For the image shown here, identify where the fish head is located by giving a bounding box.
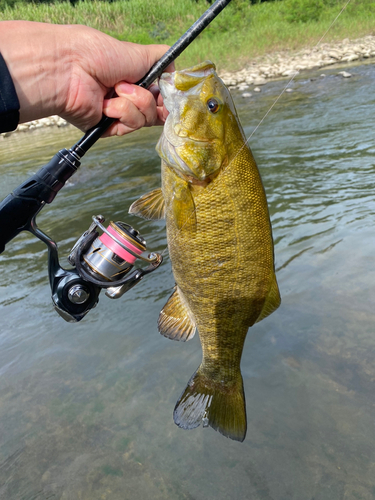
[156,61,245,182]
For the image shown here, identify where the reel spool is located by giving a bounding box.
[69,215,162,302]
[81,221,146,281]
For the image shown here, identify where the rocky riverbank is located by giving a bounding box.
[0,114,70,138]
[2,34,375,137]
[220,34,375,88]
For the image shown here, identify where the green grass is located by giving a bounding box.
[0,0,374,72]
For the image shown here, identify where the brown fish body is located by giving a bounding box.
[129,62,280,441]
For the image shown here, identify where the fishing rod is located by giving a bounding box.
[0,0,232,323]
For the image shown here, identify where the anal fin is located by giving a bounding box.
[128,188,165,220]
[158,287,196,341]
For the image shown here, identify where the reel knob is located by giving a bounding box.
[68,284,90,304]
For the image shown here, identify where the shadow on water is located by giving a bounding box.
[0,63,375,499]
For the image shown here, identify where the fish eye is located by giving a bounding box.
[207,98,220,114]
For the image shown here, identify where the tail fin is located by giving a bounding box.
[173,366,247,442]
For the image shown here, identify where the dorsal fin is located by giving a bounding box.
[255,273,281,323]
[158,287,196,341]
[128,188,165,220]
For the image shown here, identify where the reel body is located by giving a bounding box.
[31,214,162,322]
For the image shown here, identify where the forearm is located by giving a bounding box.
[0,21,70,123]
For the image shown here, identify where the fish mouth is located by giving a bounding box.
[157,133,213,182]
[156,133,194,177]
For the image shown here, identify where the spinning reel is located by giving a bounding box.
[30,212,162,322]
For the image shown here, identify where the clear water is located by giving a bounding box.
[0,62,375,500]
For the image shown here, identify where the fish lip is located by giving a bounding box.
[158,74,178,113]
[174,134,210,144]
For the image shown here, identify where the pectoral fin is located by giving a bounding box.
[158,287,196,341]
[128,188,165,220]
[255,273,281,323]
[172,179,196,232]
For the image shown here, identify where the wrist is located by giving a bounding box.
[0,21,70,123]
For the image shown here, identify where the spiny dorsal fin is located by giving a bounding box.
[256,273,281,323]
[128,188,165,220]
[158,287,196,341]
[174,366,247,442]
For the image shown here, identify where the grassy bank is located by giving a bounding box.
[0,0,374,71]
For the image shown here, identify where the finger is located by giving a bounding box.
[148,83,160,103]
[113,82,165,127]
[101,121,143,138]
[102,96,147,133]
[103,85,166,136]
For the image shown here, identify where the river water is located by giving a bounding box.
[0,62,374,500]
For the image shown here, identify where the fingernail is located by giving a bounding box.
[116,82,135,94]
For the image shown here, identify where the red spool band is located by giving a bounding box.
[99,225,142,264]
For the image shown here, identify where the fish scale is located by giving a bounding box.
[129,61,280,441]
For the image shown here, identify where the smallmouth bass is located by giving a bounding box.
[129,61,280,442]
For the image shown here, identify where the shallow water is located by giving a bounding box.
[0,62,374,500]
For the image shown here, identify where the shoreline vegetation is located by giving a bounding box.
[1,0,374,135]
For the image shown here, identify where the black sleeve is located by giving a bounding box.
[0,52,20,133]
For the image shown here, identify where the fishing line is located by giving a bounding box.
[158,0,352,258]
[231,0,353,156]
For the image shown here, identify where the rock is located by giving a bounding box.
[282,69,299,77]
[285,88,293,93]
[253,87,261,92]
[253,78,267,86]
[328,50,341,59]
[320,58,336,66]
[341,54,359,62]
[241,93,252,98]
[338,71,352,78]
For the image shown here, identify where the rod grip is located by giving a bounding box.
[0,149,80,253]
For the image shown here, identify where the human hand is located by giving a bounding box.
[0,21,172,136]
